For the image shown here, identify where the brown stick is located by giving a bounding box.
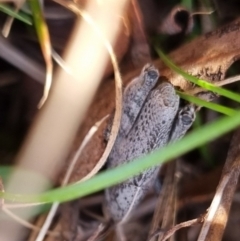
[198,128,240,241]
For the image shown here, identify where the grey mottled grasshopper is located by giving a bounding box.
[105,64,195,223]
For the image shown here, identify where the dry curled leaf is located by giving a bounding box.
[159,5,193,35]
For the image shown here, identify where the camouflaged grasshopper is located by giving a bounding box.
[105,64,195,223]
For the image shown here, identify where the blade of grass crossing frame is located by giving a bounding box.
[27,0,53,107]
[156,47,240,103]
[1,111,240,203]
[177,91,237,116]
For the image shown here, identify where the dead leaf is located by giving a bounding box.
[159,18,240,90]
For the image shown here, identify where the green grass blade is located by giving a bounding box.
[1,111,240,203]
[156,48,240,103]
[27,0,53,107]
[0,3,32,25]
[177,91,237,116]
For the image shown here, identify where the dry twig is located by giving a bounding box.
[198,128,240,241]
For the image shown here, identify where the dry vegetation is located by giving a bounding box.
[1,0,240,241]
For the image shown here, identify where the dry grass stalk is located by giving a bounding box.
[149,162,177,241]
[0,0,127,240]
[198,128,240,241]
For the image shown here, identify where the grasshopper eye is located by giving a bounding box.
[147,69,159,80]
[182,114,193,125]
[179,105,195,126]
